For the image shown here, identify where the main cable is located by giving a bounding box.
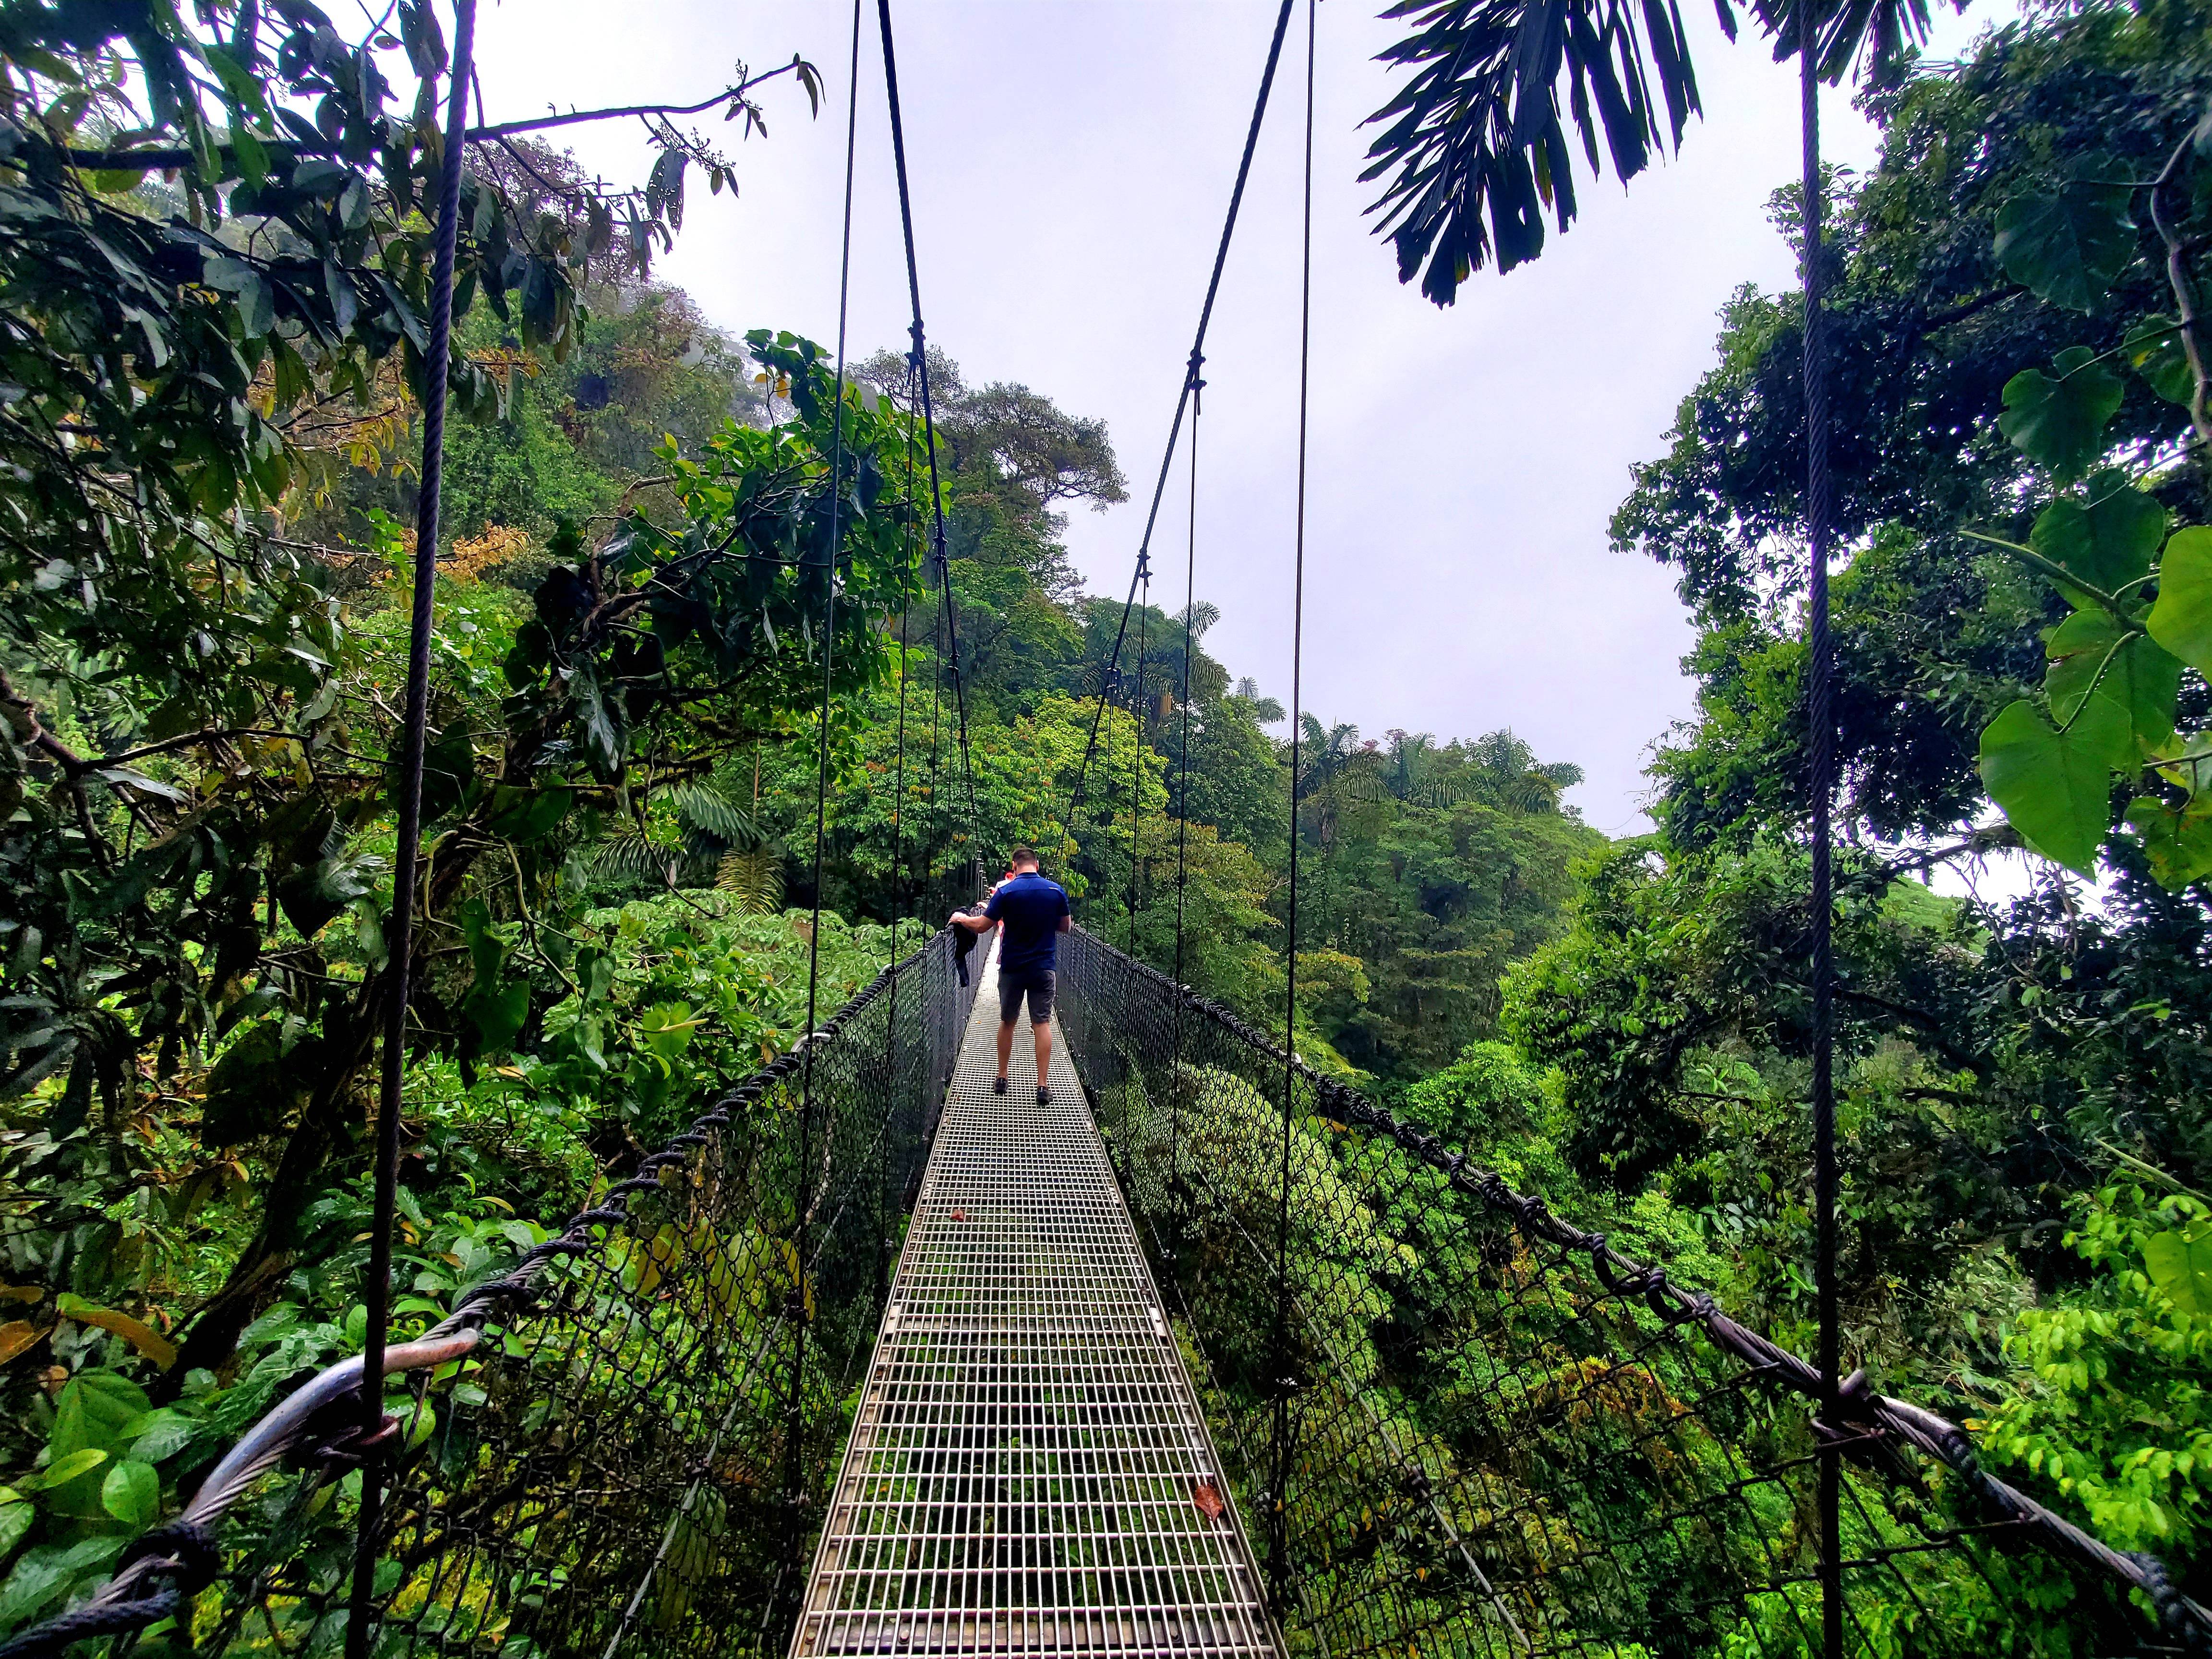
[1128,569,1149,953]
[1268,0,1316,1615]
[1058,0,1296,854]
[1168,361,1202,1243]
[879,0,979,868]
[784,0,864,1607]
[1800,10,1842,1657]
[349,6,476,1655]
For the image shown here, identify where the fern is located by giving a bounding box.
[717,847,785,915]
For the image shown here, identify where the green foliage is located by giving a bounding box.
[1997,349,2128,481]
[1977,697,2126,876]
[1977,1186,2212,1559]
[1996,174,2139,313]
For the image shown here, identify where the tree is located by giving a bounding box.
[0,1,835,1388]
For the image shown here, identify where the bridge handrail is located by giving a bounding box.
[0,925,971,1659]
[1062,925,2211,1650]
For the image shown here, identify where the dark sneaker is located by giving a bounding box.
[992,1076,1008,1096]
[1036,1085,1052,1106]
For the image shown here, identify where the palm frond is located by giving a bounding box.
[717,847,785,916]
[667,779,758,848]
[1502,769,1565,813]
[1363,0,1708,303]
[589,830,682,887]
[1365,0,1933,306]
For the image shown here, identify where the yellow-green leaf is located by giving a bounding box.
[2125,798,2212,888]
[2142,1221,2212,1315]
[2148,528,2212,674]
[99,1458,159,1529]
[2045,611,2179,756]
[54,1295,176,1370]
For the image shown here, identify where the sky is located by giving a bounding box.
[473,0,2007,833]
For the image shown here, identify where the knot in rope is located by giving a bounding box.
[121,1516,222,1595]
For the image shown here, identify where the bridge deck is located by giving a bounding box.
[793,933,1276,1657]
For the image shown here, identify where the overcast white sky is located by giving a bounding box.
[474,0,2004,832]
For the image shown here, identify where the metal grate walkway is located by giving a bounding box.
[793,932,1278,1657]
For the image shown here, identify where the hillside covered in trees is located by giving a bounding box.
[2,0,2210,1645]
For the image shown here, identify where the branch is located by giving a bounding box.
[1911,285,2022,336]
[51,60,813,172]
[458,60,810,141]
[2149,132,2212,454]
[1960,529,2144,635]
[85,728,304,773]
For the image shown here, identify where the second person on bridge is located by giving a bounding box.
[950,847,1071,1105]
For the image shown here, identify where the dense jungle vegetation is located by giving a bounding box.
[1,0,2209,1644]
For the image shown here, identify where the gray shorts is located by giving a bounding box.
[998,967,1056,1025]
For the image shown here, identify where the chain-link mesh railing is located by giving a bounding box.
[1058,926,2211,1659]
[4,928,978,1659]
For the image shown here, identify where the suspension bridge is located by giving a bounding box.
[11,920,2204,1659]
[7,0,2209,1653]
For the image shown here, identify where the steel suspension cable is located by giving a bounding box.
[784,0,864,1607]
[1168,362,1203,1239]
[1058,0,1295,855]
[888,362,921,943]
[878,0,979,869]
[349,7,474,1653]
[1268,0,1316,1616]
[1128,571,1149,952]
[1799,10,1842,1656]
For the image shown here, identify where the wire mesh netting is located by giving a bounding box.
[25,928,979,1659]
[1056,926,2211,1659]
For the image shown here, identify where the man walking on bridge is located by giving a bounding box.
[950,848,1070,1104]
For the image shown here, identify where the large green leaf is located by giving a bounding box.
[200,1022,312,1146]
[1999,349,2125,479]
[0,1537,128,1629]
[2044,610,2179,755]
[1979,697,2124,875]
[462,981,530,1058]
[2142,1220,2212,1314]
[2146,527,2212,673]
[47,1373,151,1519]
[2029,480,2166,607]
[485,784,572,844]
[99,1458,158,1529]
[2124,315,2196,406]
[275,842,381,940]
[2125,797,2212,888]
[1994,178,2136,312]
[416,719,478,824]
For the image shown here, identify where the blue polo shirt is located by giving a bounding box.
[986,871,1070,975]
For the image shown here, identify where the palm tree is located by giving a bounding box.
[1293,715,1382,845]
[1362,0,1935,1646]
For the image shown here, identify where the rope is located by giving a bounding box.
[1058,0,1296,854]
[350,6,475,1652]
[1800,17,1843,1659]
[784,0,864,1598]
[1268,0,1317,1615]
[878,0,979,865]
